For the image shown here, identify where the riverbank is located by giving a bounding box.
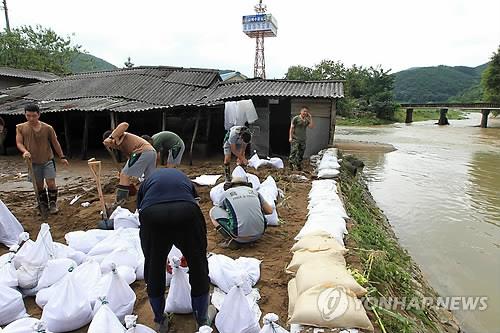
[339,155,462,333]
[336,109,467,126]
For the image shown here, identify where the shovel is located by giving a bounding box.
[25,157,48,219]
[88,158,113,229]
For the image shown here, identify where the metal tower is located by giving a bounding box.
[242,0,277,79]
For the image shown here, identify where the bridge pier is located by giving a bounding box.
[480,109,491,128]
[438,108,449,125]
[405,108,413,123]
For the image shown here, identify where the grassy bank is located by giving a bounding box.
[339,156,460,333]
[336,109,467,126]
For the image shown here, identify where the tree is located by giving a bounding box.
[481,45,500,103]
[124,57,134,68]
[0,25,81,75]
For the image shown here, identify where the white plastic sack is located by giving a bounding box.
[12,237,33,269]
[0,200,24,248]
[232,166,247,180]
[215,284,261,333]
[116,265,137,285]
[265,209,279,226]
[64,229,113,254]
[165,257,192,314]
[224,101,238,130]
[124,315,156,333]
[41,273,93,333]
[208,254,261,295]
[259,313,289,333]
[195,326,213,333]
[211,287,261,323]
[248,154,284,170]
[36,258,77,289]
[53,242,86,264]
[92,265,136,322]
[101,246,140,273]
[192,175,222,186]
[88,300,126,333]
[295,215,347,246]
[210,183,225,206]
[317,168,340,179]
[0,285,27,325]
[109,206,140,229]
[246,173,260,190]
[2,317,52,333]
[238,100,258,124]
[0,253,18,287]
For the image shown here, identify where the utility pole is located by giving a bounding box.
[2,0,10,32]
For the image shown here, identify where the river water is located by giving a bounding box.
[335,113,500,333]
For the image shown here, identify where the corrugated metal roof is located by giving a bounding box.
[205,79,344,103]
[0,67,60,82]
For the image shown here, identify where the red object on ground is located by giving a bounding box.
[166,256,188,274]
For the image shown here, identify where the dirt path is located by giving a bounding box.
[0,156,311,332]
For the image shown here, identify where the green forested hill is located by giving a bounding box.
[393,63,488,103]
[69,53,117,73]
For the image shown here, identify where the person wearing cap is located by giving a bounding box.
[222,125,252,183]
[102,122,157,206]
[209,173,273,248]
[137,168,215,331]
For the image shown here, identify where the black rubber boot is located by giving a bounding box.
[223,163,231,183]
[48,188,58,214]
[38,189,49,217]
[149,296,168,333]
[192,293,216,327]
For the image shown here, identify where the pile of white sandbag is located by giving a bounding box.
[287,176,374,332]
[316,148,340,179]
[0,200,24,248]
[248,153,284,170]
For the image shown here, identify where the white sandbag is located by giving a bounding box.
[124,315,156,333]
[87,228,140,262]
[92,264,136,322]
[215,284,261,333]
[52,242,86,264]
[246,173,260,190]
[211,287,261,323]
[318,159,340,170]
[232,166,247,180]
[64,229,113,254]
[0,285,27,325]
[208,254,260,295]
[289,285,374,331]
[291,234,346,253]
[195,326,213,333]
[248,154,263,169]
[41,272,93,332]
[285,249,346,275]
[210,183,225,206]
[36,258,77,289]
[164,257,192,314]
[295,216,347,246]
[136,256,145,280]
[260,176,278,198]
[264,208,279,226]
[0,200,24,248]
[192,175,222,186]
[101,247,140,273]
[117,265,137,285]
[295,258,367,297]
[259,313,289,333]
[0,253,18,287]
[317,168,340,179]
[109,206,140,229]
[248,154,284,170]
[88,299,126,333]
[2,317,52,333]
[287,279,297,319]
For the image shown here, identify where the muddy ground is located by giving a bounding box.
[0,155,314,332]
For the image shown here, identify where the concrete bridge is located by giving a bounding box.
[400,103,500,128]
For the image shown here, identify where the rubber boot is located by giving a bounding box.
[48,188,58,214]
[192,293,216,327]
[149,296,168,333]
[38,189,49,217]
[108,185,129,215]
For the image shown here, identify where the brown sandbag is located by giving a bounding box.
[291,234,347,253]
[295,258,367,297]
[289,284,374,331]
[288,278,297,319]
[286,249,346,275]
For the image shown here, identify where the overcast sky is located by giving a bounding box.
[3,0,500,78]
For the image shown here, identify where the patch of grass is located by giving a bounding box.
[340,163,439,332]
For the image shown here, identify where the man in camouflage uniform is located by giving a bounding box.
[289,106,314,170]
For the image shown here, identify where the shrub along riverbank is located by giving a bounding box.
[339,155,461,333]
[336,109,467,126]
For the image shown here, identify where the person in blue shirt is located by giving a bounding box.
[137,168,214,331]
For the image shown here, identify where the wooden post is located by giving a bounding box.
[189,110,201,166]
[405,108,413,123]
[438,108,449,125]
[161,111,167,131]
[80,112,89,160]
[110,111,116,129]
[63,113,71,158]
[480,109,490,128]
[329,99,337,146]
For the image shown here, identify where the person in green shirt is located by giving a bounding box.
[142,131,185,167]
[289,106,314,171]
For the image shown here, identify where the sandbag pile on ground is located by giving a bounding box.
[0,285,27,325]
[208,254,261,295]
[2,317,52,333]
[0,200,24,248]
[248,153,284,170]
[108,206,140,229]
[316,148,340,179]
[287,177,374,332]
